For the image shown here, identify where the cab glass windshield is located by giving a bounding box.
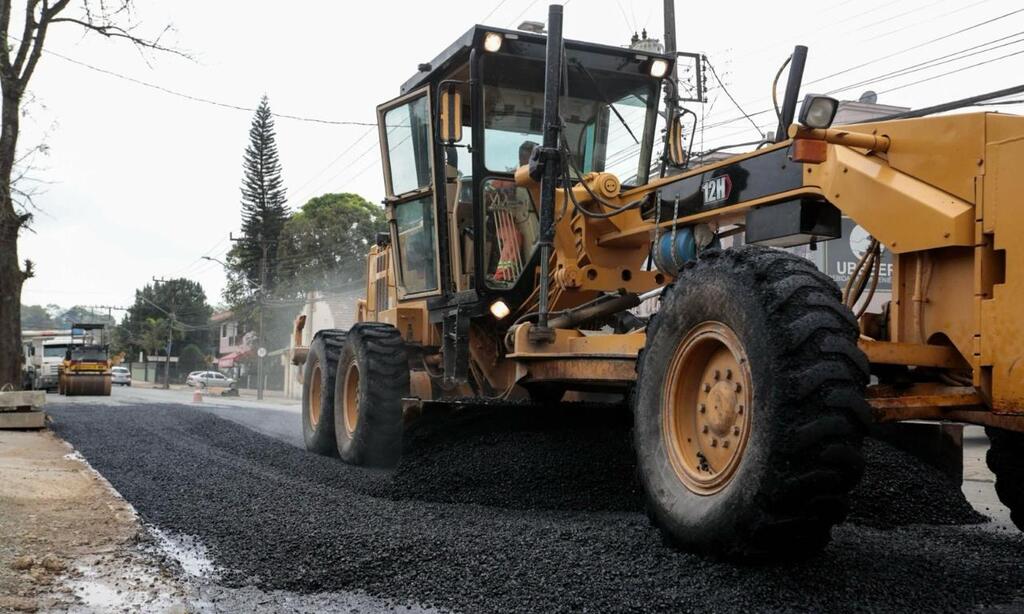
[482,51,661,186]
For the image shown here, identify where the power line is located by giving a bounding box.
[31,44,377,127]
[704,58,763,137]
[877,48,1024,95]
[288,125,377,205]
[825,33,1024,97]
[697,5,1023,129]
[806,6,1024,87]
[508,0,542,28]
[480,0,512,23]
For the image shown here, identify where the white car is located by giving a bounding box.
[191,371,236,389]
[185,371,205,387]
[111,366,131,386]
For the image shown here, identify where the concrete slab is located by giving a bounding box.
[0,390,46,410]
[0,410,46,429]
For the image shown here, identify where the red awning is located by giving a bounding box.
[217,351,243,368]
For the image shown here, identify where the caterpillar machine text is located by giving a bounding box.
[293,6,1024,558]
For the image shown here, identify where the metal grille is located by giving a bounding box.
[375,251,389,313]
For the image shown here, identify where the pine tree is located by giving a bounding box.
[231,95,289,295]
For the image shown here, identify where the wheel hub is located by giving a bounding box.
[343,362,360,435]
[309,364,322,427]
[662,321,753,495]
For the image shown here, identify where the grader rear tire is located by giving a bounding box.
[634,246,869,560]
[335,323,409,469]
[986,427,1024,531]
[302,331,346,456]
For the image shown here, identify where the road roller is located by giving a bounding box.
[58,323,112,396]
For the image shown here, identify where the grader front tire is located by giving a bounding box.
[334,323,409,469]
[634,246,869,560]
[302,331,346,456]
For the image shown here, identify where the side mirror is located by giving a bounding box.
[666,115,687,166]
[438,85,463,144]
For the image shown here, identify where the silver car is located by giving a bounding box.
[111,366,132,386]
[193,371,235,389]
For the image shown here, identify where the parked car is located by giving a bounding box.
[110,366,132,387]
[185,371,205,387]
[191,371,236,389]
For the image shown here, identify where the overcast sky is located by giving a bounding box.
[16,0,1024,314]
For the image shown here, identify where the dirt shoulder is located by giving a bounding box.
[0,429,188,612]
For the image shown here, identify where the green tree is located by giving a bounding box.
[20,304,55,329]
[227,95,289,301]
[55,306,115,329]
[177,343,206,375]
[275,192,386,295]
[118,279,213,361]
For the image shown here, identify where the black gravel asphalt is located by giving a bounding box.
[49,402,1024,613]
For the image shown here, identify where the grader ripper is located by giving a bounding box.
[294,7,1024,558]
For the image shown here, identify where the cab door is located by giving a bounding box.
[377,88,442,301]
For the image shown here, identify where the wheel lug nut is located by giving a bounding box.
[737,404,744,414]
[702,425,709,434]
[713,370,721,380]
[711,438,718,447]
[734,426,740,436]
[722,440,730,449]
[698,403,706,413]
[734,382,742,392]
[703,383,712,392]
[726,368,733,380]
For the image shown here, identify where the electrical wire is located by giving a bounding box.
[698,8,1024,130]
[704,58,763,137]
[34,44,377,126]
[771,54,793,124]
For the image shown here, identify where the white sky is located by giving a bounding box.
[17,0,1024,312]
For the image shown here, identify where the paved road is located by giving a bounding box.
[45,388,1024,612]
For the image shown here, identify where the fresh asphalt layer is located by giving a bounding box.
[47,388,1024,613]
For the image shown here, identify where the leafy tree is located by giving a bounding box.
[275,193,386,295]
[20,304,55,329]
[226,95,289,300]
[118,279,213,360]
[177,343,206,375]
[55,306,115,329]
[0,1,180,388]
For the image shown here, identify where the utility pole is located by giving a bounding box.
[152,278,175,390]
[229,232,270,400]
[256,238,269,401]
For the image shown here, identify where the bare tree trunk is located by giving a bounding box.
[0,85,28,389]
[0,0,181,388]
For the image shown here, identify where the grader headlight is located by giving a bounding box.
[649,58,669,78]
[798,95,839,129]
[489,300,511,320]
[483,32,504,53]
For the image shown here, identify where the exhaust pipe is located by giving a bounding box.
[775,45,807,142]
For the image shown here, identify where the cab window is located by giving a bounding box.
[393,195,439,294]
[383,95,432,196]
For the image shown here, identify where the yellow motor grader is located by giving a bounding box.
[58,323,112,396]
[293,6,1024,558]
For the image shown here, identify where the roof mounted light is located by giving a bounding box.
[798,95,840,129]
[483,32,504,53]
[649,58,669,78]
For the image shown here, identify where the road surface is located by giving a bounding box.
[38,386,1024,612]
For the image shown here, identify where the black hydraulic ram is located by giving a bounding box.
[775,45,807,143]
[528,3,564,344]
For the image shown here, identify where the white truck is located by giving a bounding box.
[22,330,74,392]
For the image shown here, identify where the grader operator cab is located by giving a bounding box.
[294,6,1024,559]
[58,323,112,396]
